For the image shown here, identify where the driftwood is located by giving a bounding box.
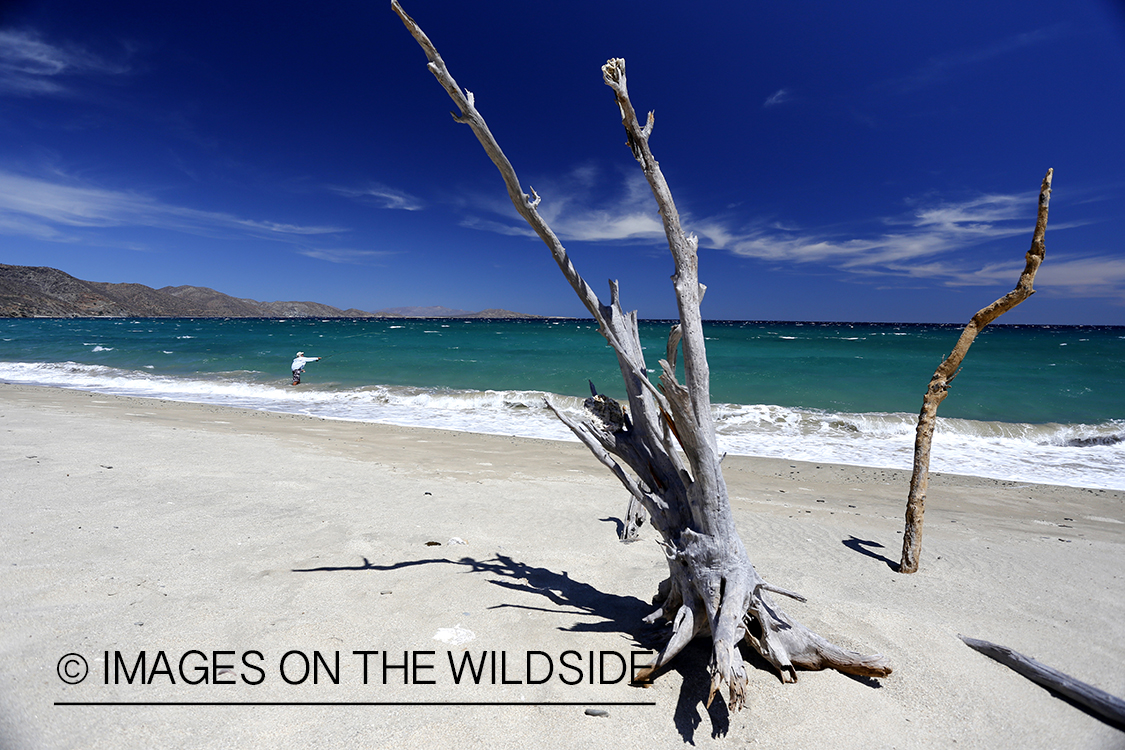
[960,636,1125,729]
[899,169,1053,574]
[392,2,890,708]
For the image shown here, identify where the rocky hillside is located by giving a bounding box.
[0,264,538,319]
[0,264,376,318]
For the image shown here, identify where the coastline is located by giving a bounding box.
[5,316,1124,491]
[2,382,1123,748]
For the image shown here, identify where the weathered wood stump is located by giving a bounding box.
[393,1,891,707]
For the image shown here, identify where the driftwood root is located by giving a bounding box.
[393,1,892,708]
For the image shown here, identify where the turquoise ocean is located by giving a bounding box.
[2,317,1122,489]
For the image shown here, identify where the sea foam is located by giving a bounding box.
[2,360,1122,490]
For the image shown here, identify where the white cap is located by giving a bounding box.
[297,352,304,356]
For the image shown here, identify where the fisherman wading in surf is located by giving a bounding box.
[291,351,321,385]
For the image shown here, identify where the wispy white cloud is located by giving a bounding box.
[550,210,664,242]
[933,254,1125,299]
[692,188,1120,298]
[0,169,345,242]
[534,171,664,241]
[0,29,129,96]
[763,88,794,108]
[331,182,424,211]
[296,248,396,264]
[458,168,1035,268]
[882,27,1059,93]
[458,214,536,238]
[458,167,665,244]
[696,191,1035,267]
[441,162,1121,299]
[1035,256,1125,298]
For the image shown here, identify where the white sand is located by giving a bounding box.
[2,383,1123,749]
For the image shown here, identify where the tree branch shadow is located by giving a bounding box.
[293,551,881,744]
[599,516,625,538]
[842,536,900,572]
[667,640,731,743]
[292,552,651,635]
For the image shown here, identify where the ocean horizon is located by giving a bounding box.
[2,316,1122,490]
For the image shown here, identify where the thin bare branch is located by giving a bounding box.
[900,169,1053,573]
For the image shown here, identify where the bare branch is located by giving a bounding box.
[900,169,1053,574]
[961,635,1125,728]
[392,0,606,327]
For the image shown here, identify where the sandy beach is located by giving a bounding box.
[2,382,1123,749]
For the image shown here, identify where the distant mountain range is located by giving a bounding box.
[0,264,538,319]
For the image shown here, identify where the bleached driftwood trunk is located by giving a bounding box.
[960,636,1125,728]
[900,170,1052,574]
[393,1,890,707]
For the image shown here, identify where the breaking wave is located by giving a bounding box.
[2,360,1122,490]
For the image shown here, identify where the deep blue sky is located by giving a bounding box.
[1,1,1124,323]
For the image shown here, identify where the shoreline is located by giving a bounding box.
[5,315,1123,492]
[2,381,1123,748]
[5,379,1123,492]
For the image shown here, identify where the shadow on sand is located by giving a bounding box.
[294,551,767,742]
[842,535,901,572]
